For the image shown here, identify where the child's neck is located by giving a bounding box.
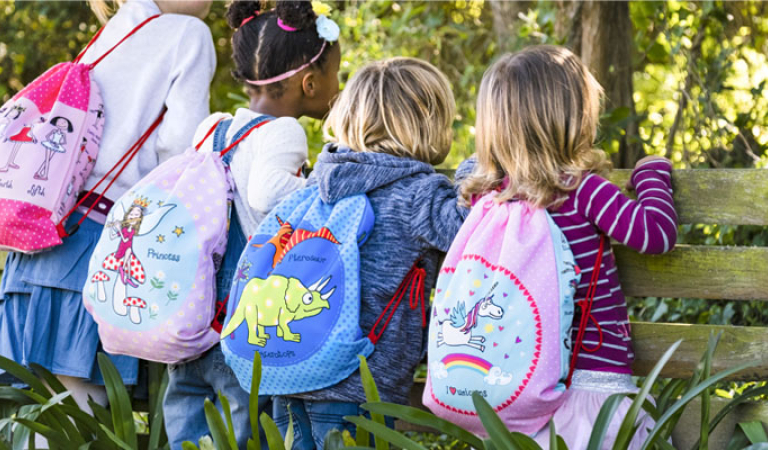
[249,96,301,119]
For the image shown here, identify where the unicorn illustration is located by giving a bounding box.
[437,283,504,352]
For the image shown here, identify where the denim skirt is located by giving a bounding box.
[0,213,138,384]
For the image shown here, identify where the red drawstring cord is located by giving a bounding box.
[56,14,164,238]
[368,260,427,345]
[219,121,271,157]
[57,110,165,238]
[211,295,229,334]
[566,236,606,387]
[74,15,161,69]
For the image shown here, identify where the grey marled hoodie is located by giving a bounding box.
[294,144,469,405]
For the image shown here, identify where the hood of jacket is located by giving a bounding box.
[310,144,436,203]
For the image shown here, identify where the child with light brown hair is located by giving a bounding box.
[462,45,677,449]
[271,57,469,450]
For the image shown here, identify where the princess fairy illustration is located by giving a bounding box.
[101,197,175,323]
[36,116,73,180]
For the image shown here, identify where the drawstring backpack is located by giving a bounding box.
[220,184,428,395]
[83,117,272,364]
[424,192,605,436]
[0,15,162,253]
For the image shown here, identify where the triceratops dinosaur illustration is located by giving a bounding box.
[221,275,335,347]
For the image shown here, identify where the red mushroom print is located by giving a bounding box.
[123,297,147,324]
[91,271,110,302]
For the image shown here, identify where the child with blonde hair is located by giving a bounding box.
[461,45,677,449]
[0,0,215,412]
[271,57,468,450]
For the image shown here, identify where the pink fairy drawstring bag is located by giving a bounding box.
[0,16,160,253]
[424,192,603,436]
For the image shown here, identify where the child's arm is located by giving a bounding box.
[247,118,308,216]
[408,174,470,252]
[155,21,216,163]
[574,157,677,254]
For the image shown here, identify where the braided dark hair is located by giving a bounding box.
[227,0,334,98]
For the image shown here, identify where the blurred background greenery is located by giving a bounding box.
[1,0,767,329]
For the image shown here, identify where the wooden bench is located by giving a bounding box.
[1,169,767,447]
[404,168,768,447]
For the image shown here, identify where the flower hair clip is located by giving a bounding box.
[315,15,339,42]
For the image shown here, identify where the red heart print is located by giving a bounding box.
[450,387,457,395]
[493,342,498,347]
[469,291,475,296]
[437,289,442,293]
[515,336,522,344]
[499,326,504,331]
[467,269,471,273]
[444,308,450,314]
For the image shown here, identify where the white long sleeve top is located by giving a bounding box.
[80,0,215,199]
[193,109,309,237]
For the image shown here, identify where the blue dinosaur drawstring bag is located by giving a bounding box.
[220,186,376,395]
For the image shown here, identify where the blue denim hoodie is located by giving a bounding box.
[296,144,469,404]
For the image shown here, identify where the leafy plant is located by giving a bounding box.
[0,354,168,449]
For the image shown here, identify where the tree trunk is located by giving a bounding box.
[488,0,533,51]
[557,1,643,168]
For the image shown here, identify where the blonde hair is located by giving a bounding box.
[88,0,125,24]
[323,57,455,165]
[461,45,611,209]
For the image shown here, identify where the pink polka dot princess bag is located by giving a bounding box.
[83,117,271,364]
[0,16,160,253]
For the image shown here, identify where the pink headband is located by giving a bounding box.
[240,11,260,28]
[245,40,327,86]
[277,18,298,32]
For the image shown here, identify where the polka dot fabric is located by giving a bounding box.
[423,193,581,437]
[83,147,231,364]
[0,62,103,254]
[220,185,376,395]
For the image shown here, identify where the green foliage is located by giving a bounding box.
[0,353,168,449]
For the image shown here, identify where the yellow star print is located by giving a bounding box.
[156,234,165,243]
[173,226,184,237]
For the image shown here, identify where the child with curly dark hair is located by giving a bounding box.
[162,1,340,448]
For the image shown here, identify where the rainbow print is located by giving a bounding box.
[442,353,492,375]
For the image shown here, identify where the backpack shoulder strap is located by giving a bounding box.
[211,118,234,154]
[220,115,275,165]
[74,15,161,68]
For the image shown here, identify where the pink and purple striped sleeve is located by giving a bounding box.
[575,160,677,254]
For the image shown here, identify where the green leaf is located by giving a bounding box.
[97,353,137,450]
[181,442,199,450]
[148,365,169,450]
[549,419,557,450]
[587,393,626,450]
[615,340,682,450]
[343,416,426,450]
[97,424,135,450]
[639,358,760,450]
[361,402,483,449]
[742,444,768,450]
[203,398,233,450]
[0,356,51,400]
[323,429,345,450]
[508,432,543,449]
[28,363,78,408]
[357,356,387,450]
[259,412,285,450]
[693,385,768,448]
[471,393,515,449]
[12,419,68,449]
[740,422,768,445]
[250,353,262,450]
[88,400,113,433]
[218,393,239,450]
